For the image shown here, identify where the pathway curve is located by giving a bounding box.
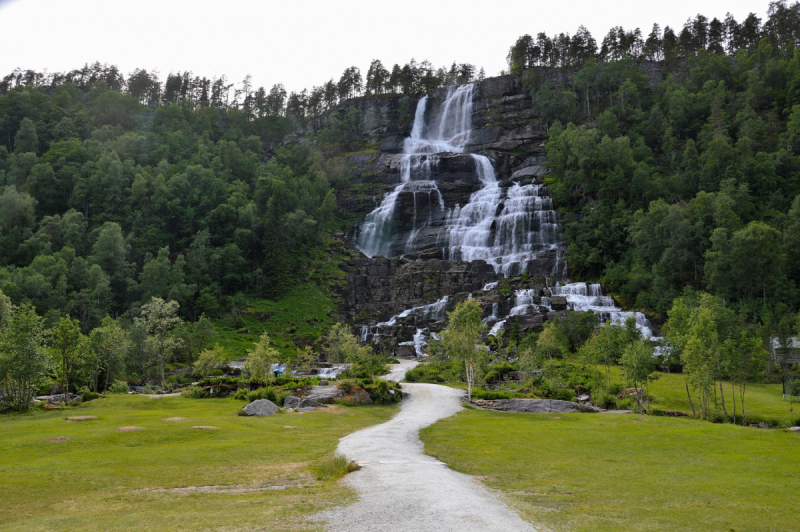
[315,359,537,531]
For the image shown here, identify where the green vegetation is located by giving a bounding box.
[421,410,800,532]
[313,453,360,481]
[0,394,397,531]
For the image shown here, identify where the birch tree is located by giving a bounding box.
[135,298,183,388]
[441,299,485,401]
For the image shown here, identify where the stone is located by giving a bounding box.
[788,426,800,432]
[117,426,144,432]
[192,425,219,430]
[319,380,328,386]
[282,396,302,409]
[161,417,186,422]
[757,422,770,429]
[549,296,568,311]
[299,398,325,408]
[477,399,600,414]
[297,407,317,413]
[305,386,340,404]
[242,399,279,417]
[577,394,591,403]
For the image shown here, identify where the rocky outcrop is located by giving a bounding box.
[337,256,497,323]
[474,398,600,413]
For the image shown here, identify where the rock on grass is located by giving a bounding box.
[242,399,279,416]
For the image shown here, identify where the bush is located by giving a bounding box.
[109,380,129,394]
[313,453,360,480]
[233,388,249,401]
[182,386,207,399]
[617,397,634,410]
[484,362,517,384]
[650,408,666,416]
[247,387,277,403]
[78,386,100,402]
[595,393,618,409]
[276,390,293,407]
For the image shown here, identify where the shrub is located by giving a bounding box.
[276,390,293,406]
[182,386,207,399]
[78,386,100,402]
[109,380,129,394]
[617,397,634,410]
[247,387,277,403]
[595,393,618,409]
[484,362,517,384]
[313,453,360,480]
[233,388,249,401]
[650,408,665,416]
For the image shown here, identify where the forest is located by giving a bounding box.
[1,0,800,410]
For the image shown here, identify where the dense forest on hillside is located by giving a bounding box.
[508,1,800,325]
[1,0,800,405]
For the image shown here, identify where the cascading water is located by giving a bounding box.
[549,282,657,339]
[356,83,563,277]
[354,82,656,350]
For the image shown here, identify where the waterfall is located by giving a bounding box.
[549,282,656,339]
[356,83,563,278]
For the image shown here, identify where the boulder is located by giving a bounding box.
[549,296,568,311]
[305,386,340,404]
[299,398,325,408]
[297,407,318,413]
[242,399,279,416]
[477,399,600,413]
[788,426,800,432]
[283,396,302,409]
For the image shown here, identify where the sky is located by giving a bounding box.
[0,0,772,94]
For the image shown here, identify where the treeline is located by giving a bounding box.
[1,58,483,124]
[530,2,800,325]
[0,65,355,334]
[507,0,800,71]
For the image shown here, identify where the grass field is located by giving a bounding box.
[0,394,396,531]
[608,366,800,425]
[421,409,800,532]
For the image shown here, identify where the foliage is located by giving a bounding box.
[243,331,280,382]
[192,343,227,375]
[441,299,486,401]
[134,297,183,387]
[0,303,50,410]
[313,452,360,481]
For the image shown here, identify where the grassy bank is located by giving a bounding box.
[421,410,800,532]
[0,395,396,531]
[608,366,800,425]
[213,283,336,361]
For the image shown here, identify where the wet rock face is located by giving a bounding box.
[337,256,497,323]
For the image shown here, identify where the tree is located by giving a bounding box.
[579,320,630,386]
[0,289,11,329]
[441,299,485,401]
[536,321,567,361]
[244,331,280,382]
[724,329,767,424]
[193,343,227,375]
[0,304,50,410]
[52,316,88,403]
[14,117,38,154]
[325,323,371,374]
[88,316,130,392]
[135,298,183,388]
[175,314,216,363]
[620,339,657,412]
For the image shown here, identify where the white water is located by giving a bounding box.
[549,282,655,339]
[356,84,563,277]
[361,296,451,354]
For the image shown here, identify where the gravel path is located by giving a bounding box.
[315,360,537,531]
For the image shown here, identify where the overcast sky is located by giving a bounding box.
[0,0,770,94]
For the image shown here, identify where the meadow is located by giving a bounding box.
[0,394,396,531]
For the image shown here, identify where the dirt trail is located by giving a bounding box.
[316,359,537,531]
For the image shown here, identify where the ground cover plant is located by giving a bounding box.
[421,409,800,532]
[0,394,396,531]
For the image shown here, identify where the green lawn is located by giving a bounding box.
[0,395,396,531]
[607,366,800,425]
[421,410,800,532]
